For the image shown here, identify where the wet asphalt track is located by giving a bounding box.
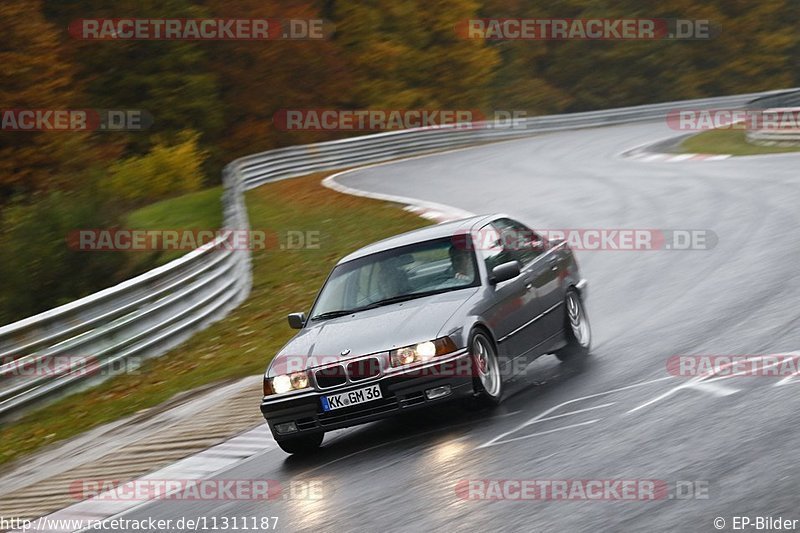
[99,121,800,532]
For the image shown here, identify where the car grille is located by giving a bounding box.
[346,357,381,381]
[315,365,346,388]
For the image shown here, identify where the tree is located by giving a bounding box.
[0,0,96,200]
[43,0,225,158]
[332,0,499,110]
[204,0,355,156]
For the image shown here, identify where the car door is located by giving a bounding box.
[504,219,564,351]
[492,218,556,359]
[476,220,542,365]
[535,247,566,345]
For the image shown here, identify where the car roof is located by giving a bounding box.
[337,213,506,264]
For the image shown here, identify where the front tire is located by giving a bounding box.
[555,289,591,362]
[470,330,503,405]
[276,432,324,454]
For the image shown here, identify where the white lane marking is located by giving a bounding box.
[627,362,758,414]
[700,355,789,384]
[684,380,740,395]
[775,373,800,386]
[532,451,560,464]
[477,377,673,449]
[769,352,800,387]
[626,378,738,414]
[476,404,614,449]
[524,402,615,425]
[630,352,800,412]
[482,420,601,448]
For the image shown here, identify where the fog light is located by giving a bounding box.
[274,422,298,434]
[425,385,451,400]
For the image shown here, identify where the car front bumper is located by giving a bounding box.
[260,350,474,440]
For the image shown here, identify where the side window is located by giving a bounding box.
[498,218,544,265]
[480,218,544,270]
[476,223,512,273]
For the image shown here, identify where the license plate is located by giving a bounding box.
[321,384,382,412]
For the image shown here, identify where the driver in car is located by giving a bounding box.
[449,245,475,282]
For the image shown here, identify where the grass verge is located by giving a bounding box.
[120,187,224,275]
[680,128,800,156]
[0,172,430,467]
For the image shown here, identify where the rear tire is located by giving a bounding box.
[276,432,324,454]
[555,289,591,362]
[470,329,503,406]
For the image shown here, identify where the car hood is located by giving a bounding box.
[268,288,477,375]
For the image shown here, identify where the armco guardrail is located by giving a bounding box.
[744,89,800,146]
[746,107,800,146]
[0,88,795,418]
[747,89,800,109]
[0,169,252,418]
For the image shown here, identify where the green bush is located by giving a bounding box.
[103,130,207,204]
[0,187,127,323]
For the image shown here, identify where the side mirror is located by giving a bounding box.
[489,261,521,285]
[287,312,306,329]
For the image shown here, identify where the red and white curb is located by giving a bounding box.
[12,426,274,533]
[322,155,477,223]
[402,204,470,223]
[619,138,732,162]
[624,150,731,162]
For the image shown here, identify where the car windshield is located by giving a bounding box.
[309,236,479,320]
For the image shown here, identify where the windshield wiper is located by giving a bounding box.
[310,289,457,321]
[360,289,451,310]
[309,309,359,321]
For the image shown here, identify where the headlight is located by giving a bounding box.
[390,337,458,367]
[263,371,310,396]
